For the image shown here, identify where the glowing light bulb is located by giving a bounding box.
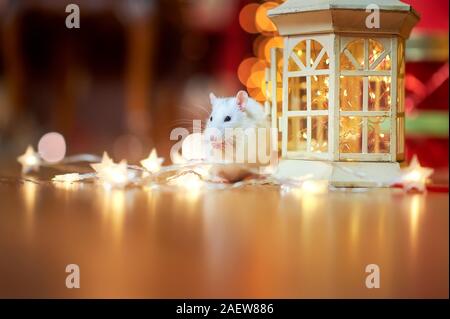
[17,145,41,174]
[399,155,434,192]
[168,172,204,190]
[91,153,131,188]
[91,152,114,172]
[140,148,164,173]
[99,160,130,189]
[301,180,328,194]
[52,173,82,183]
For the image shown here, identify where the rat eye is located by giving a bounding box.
[224,116,231,122]
[210,116,213,121]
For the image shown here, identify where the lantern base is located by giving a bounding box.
[274,159,401,188]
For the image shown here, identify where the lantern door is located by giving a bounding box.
[280,35,334,161]
[338,36,398,162]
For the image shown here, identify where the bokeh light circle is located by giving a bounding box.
[263,36,284,62]
[237,57,259,86]
[38,132,66,163]
[255,2,278,33]
[239,3,259,34]
[254,36,270,60]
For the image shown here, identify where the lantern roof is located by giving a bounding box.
[268,0,416,16]
[268,0,420,38]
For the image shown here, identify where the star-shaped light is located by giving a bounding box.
[17,145,41,174]
[91,153,131,188]
[140,148,164,173]
[90,152,114,173]
[97,160,130,189]
[399,155,434,192]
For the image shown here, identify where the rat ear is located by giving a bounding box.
[235,90,248,112]
[209,92,217,104]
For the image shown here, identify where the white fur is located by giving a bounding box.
[205,93,267,140]
[204,91,271,182]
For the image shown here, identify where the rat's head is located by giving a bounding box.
[205,91,249,146]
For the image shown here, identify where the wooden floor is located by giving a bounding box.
[0,171,448,298]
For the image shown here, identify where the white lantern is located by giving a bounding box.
[267,0,419,187]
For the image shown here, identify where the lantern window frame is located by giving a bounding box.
[281,34,334,161]
[338,36,398,162]
[274,34,403,163]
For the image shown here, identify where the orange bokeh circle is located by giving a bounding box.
[255,2,278,33]
[239,3,259,34]
[237,57,259,86]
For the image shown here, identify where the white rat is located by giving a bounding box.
[204,90,272,182]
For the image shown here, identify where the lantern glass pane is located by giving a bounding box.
[310,41,329,70]
[340,76,363,111]
[368,76,391,111]
[340,39,364,70]
[374,54,391,71]
[288,41,307,71]
[369,39,383,63]
[339,116,362,153]
[311,116,328,153]
[288,117,307,152]
[370,39,391,70]
[288,77,307,111]
[312,75,329,110]
[368,117,390,153]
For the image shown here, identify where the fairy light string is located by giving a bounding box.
[15,142,437,194]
